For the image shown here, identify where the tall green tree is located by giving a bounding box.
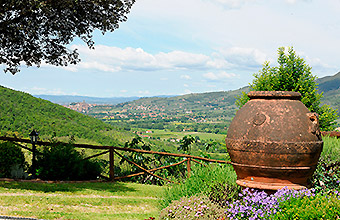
[236,47,338,131]
[1,0,135,74]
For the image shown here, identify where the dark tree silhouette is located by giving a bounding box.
[0,0,135,74]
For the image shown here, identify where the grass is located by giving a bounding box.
[1,135,338,220]
[321,136,340,162]
[0,181,163,220]
[160,163,238,209]
[139,129,225,141]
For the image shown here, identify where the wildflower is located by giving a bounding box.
[224,187,317,219]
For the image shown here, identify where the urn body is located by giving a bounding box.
[226,91,323,190]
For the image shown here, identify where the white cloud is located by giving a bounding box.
[284,0,311,4]
[156,51,210,69]
[285,0,297,4]
[184,89,192,94]
[120,90,128,93]
[207,55,232,69]
[219,47,269,69]
[69,45,214,72]
[138,90,150,96]
[180,75,192,80]
[207,0,253,9]
[40,62,78,72]
[184,84,189,87]
[78,61,121,72]
[67,44,270,74]
[203,71,237,81]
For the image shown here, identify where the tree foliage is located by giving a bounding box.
[36,142,105,180]
[0,85,130,145]
[236,47,338,131]
[0,0,135,74]
[178,135,196,153]
[0,141,26,178]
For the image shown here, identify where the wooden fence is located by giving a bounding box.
[321,131,340,139]
[0,136,230,183]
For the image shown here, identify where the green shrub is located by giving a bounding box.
[208,182,241,208]
[273,191,340,219]
[36,143,105,181]
[0,141,26,178]
[160,194,223,220]
[311,158,340,192]
[235,47,339,131]
[160,163,239,209]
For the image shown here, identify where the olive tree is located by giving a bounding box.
[236,47,338,131]
[0,0,135,74]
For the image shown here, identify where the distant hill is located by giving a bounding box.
[0,86,133,145]
[317,72,340,115]
[316,72,340,93]
[34,95,140,105]
[89,71,340,117]
[86,72,340,133]
[87,87,250,134]
[35,94,175,105]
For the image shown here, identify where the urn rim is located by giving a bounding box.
[247,91,301,100]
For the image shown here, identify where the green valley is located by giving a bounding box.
[86,72,340,135]
[87,87,250,135]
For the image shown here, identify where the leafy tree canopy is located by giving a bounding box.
[236,47,338,131]
[1,0,135,74]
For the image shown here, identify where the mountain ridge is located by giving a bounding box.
[85,72,340,133]
[35,72,340,107]
[34,94,175,105]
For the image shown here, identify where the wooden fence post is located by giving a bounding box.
[187,158,191,178]
[109,148,114,181]
[31,142,36,177]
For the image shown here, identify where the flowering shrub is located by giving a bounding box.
[311,157,340,192]
[223,187,317,220]
[160,194,223,220]
[161,187,340,219]
[273,190,340,219]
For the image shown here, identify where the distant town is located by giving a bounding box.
[63,101,97,113]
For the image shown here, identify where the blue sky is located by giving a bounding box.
[1,0,340,97]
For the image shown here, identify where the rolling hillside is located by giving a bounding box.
[87,72,340,132]
[318,72,340,115]
[317,71,340,93]
[87,87,250,134]
[1,72,339,145]
[0,86,134,145]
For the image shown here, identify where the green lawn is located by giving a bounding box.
[144,129,225,141]
[0,181,163,220]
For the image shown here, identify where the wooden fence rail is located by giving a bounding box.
[0,136,230,182]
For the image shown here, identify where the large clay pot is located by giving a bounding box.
[226,91,323,190]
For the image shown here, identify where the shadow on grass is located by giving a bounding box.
[0,180,136,193]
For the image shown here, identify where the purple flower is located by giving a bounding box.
[224,187,317,219]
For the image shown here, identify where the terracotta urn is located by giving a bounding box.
[226,91,323,190]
